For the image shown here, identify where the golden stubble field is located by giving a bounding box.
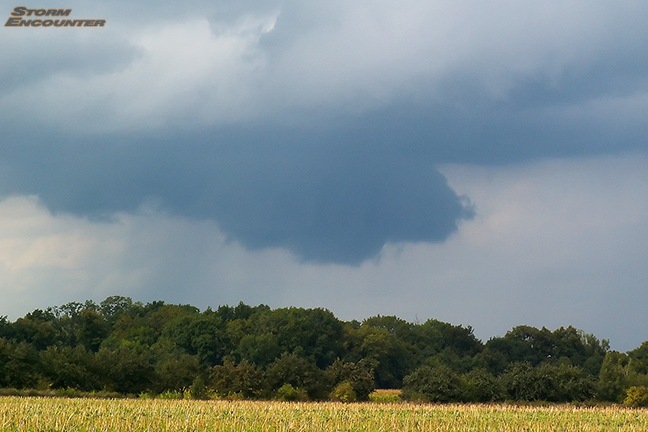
[0,397,647,431]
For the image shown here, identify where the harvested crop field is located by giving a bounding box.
[1,397,647,431]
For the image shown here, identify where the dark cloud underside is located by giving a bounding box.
[3,62,648,264]
[2,124,472,264]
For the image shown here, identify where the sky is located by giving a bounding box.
[1,1,648,351]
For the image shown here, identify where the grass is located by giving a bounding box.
[0,397,647,431]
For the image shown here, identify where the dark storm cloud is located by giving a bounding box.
[4,65,648,265]
[3,1,648,264]
[207,141,472,263]
[1,125,472,264]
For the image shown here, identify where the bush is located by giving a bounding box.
[461,369,504,402]
[402,365,463,402]
[266,354,327,400]
[158,390,183,399]
[276,383,308,401]
[189,375,208,400]
[624,386,648,408]
[542,363,595,402]
[325,359,375,401]
[210,360,265,399]
[501,362,595,402]
[330,381,357,403]
[501,362,546,401]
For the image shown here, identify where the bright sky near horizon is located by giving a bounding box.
[1,1,647,351]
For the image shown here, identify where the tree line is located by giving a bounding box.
[0,296,647,404]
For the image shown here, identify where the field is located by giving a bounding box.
[0,397,647,431]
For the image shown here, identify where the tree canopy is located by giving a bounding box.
[0,297,645,403]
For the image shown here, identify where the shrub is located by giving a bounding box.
[501,362,546,401]
[402,365,463,402]
[461,368,504,402]
[158,390,183,399]
[210,360,265,399]
[325,359,375,401]
[189,375,208,400]
[276,383,308,401]
[624,386,648,408]
[330,381,357,403]
[266,354,327,400]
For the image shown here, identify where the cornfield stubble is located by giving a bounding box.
[1,396,647,431]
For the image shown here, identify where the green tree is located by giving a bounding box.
[160,313,225,366]
[353,325,413,388]
[501,362,547,401]
[489,326,557,367]
[13,342,42,388]
[330,381,357,402]
[461,368,504,402]
[362,316,416,344]
[598,351,630,402]
[40,345,99,391]
[0,340,41,388]
[552,327,607,375]
[215,302,270,322]
[265,353,328,400]
[189,375,208,400]
[77,309,109,352]
[627,341,648,374]
[276,383,308,401]
[415,319,482,358]
[0,316,13,340]
[235,333,282,367]
[402,365,463,402]
[12,310,58,350]
[254,308,345,369]
[537,362,595,402]
[325,359,375,401]
[501,361,594,402]
[99,296,137,326]
[95,344,154,394]
[152,354,202,394]
[624,386,648,407]
[210,360,265,398]
[102,303,197,349]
